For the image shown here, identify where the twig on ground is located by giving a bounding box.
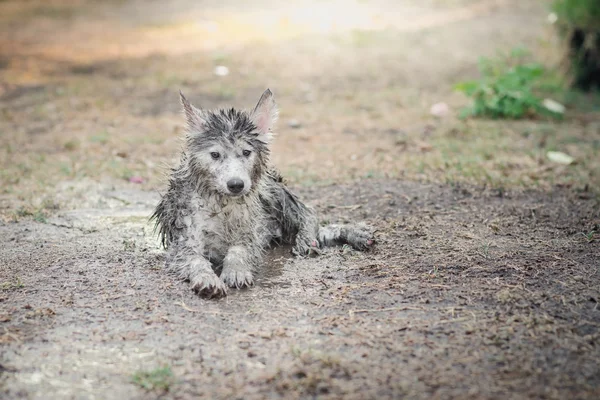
[329,204,363,211]
[349,306,425,316]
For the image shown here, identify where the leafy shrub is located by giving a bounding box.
[455,48,563,119]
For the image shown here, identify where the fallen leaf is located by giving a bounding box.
[129,176,144,184]
[542,99,565,114]
[416,140,433,152]
[430,102,449,117]
[547,151,575,165]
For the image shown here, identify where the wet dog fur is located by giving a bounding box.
[152,89,373,297]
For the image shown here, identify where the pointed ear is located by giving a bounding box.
[251,89,278,141]
[180,91,206,134]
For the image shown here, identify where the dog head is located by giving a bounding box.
[180,89,278,197]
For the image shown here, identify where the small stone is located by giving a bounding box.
[288,119,301,129]
[430,102,449,117]
[128,176,144,184]
[214,66,229,77]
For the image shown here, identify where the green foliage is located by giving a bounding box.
[131,366,174,392]
[1,276,25,291]
[33,210,47,223]
[552,0,600,31]
[455,48,563,120]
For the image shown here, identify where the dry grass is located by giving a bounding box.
[1,0,599,220]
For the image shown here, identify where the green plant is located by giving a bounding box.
[455,48,563,119]
[33,210,47,223]
[581,224,598,242]
[1,276,25,291]
[131,366,174,392]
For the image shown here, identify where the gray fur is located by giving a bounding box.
[151,89,373,297]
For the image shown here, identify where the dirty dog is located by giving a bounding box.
[152,89,374,297]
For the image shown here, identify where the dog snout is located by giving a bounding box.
[227,178,245,194]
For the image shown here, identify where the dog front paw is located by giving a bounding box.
[221,246,255,289]
[191,272,228,298]
[220,268,254,289]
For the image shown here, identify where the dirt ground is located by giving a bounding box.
[1,0,599,399]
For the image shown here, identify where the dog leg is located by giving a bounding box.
[292,210,320,256]
[318,223,374,251]
[166,245,227,298]
[220,246,255,289]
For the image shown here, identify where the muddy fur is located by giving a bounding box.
[151,89,373,297]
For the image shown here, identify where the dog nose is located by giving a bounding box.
[227,178,244,194]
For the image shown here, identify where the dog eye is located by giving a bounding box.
[242,150,252,157]
[210,152,220,160]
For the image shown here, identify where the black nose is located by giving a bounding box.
[227,178,244,194]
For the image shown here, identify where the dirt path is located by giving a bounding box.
[1,0,599,398]
[1,180,599,399]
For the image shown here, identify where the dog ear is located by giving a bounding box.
[251,89,278,141]
[180,91,207,134]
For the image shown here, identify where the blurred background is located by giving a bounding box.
[0,0,599,218]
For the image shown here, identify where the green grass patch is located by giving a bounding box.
[11,198,58,223]
[90,130,109,144]
[131,366,174,392]
[1,276,25,291]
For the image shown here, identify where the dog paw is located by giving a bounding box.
[191,273,228,298]
[344,224,375,251]
[220,268,254,289]
[222,246,255,289]
[292,238,322,257]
